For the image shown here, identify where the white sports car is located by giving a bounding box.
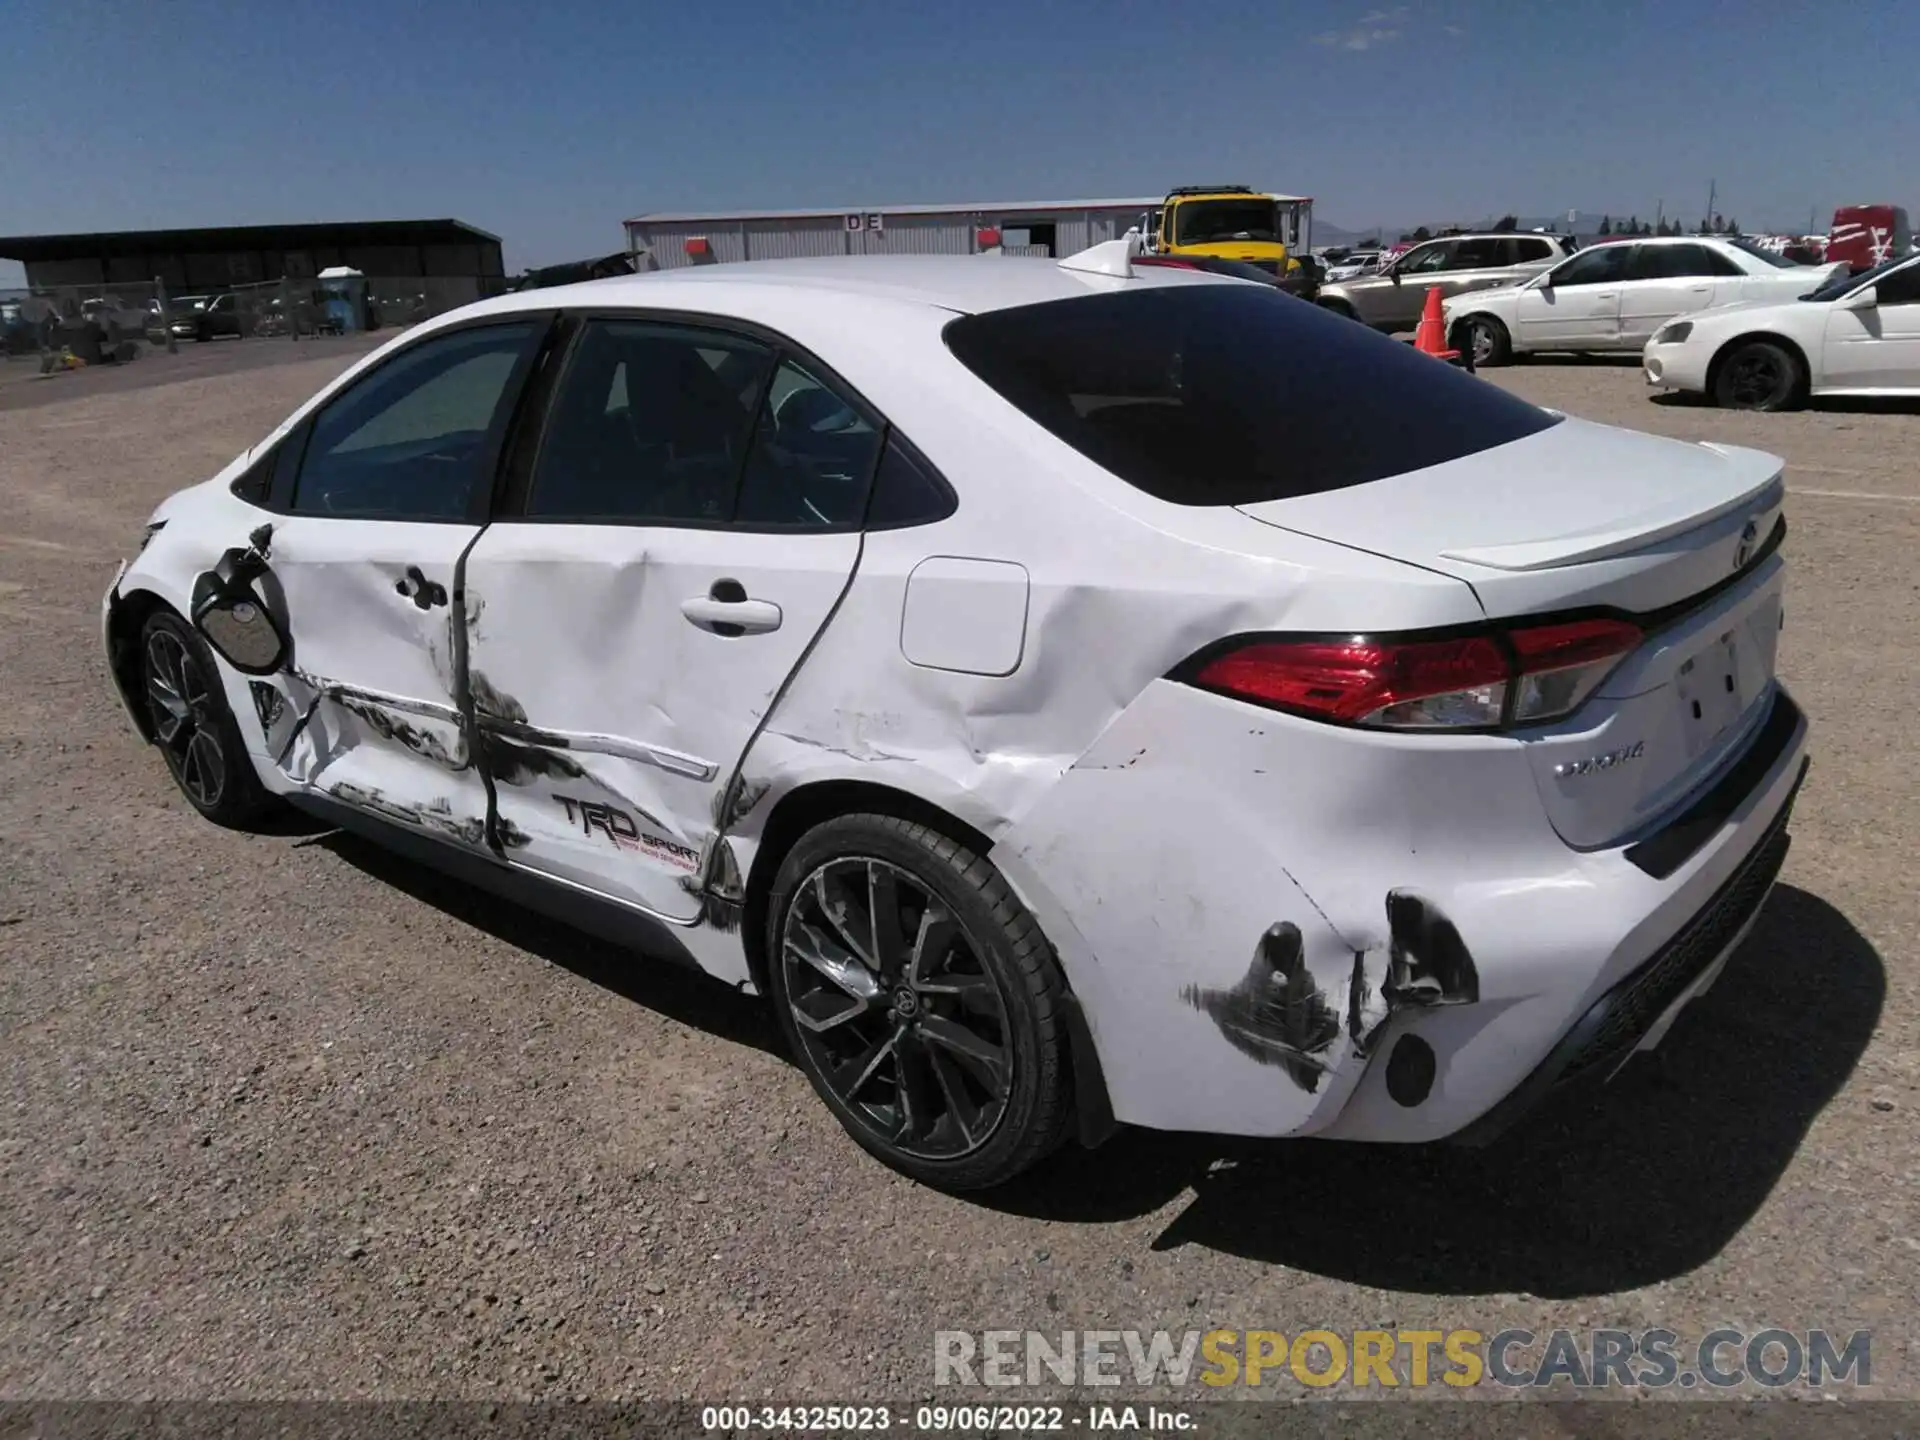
[103,242,1809,1190]
[1644,250,1920,408]
[1443,235,1845,366]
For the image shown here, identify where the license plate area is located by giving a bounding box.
[1674,592,1781,759]
[1676,635,1744,757]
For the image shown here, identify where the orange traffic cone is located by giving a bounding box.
[1413,286,1460,361]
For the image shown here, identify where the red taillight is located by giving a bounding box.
[1188,617,1642,731]
[1504,617,1641,724]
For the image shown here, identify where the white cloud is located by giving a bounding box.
[1315,8,1410,50]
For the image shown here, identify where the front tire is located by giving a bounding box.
[765,814,1073,1191]
[139,610,276,828]
[1712,340,1806,411]
[1457,315,1512,367]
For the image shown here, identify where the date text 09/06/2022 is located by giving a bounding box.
[700,1404,1195,1432]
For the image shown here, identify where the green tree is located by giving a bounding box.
[1598,216,1612,235]
[1493,214,1518,232]
[1411,225,1432,242]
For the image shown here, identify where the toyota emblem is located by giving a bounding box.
[1734,518,1759,570]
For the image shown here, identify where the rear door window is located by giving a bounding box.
[943,285,1561,506]
[1452,238,1504,269]
[1630,244,1742,279]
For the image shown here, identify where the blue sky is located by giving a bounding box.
[3,0,1914,285]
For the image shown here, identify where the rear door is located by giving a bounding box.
[460,315,876,921]
[257,318,548,844]
[1616,242,1736,347]
[1515,243,1630,349]
[1438,236,1521,304]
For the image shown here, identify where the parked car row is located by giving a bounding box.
[1440,236,1849,367]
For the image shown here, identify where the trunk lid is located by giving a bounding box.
[1235,417,1792,849]
[1234,417,1783,616]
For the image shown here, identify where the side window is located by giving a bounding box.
[230,443,275,503]
[734,359,883,529]
[1451,238,1503,270]
[1630,244,1735,280]
[865,436,956,529]
[1701,246,1745,277]
[1874,262,1920,304]
[1398,242,1453,275]
[1552,245,1632,287]
[525,320,772,524]
[290,322,537,520]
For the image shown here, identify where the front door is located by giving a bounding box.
[1822,259,1920,390]
[1372,239,1454,329]
[1515,243,1630,349]
[262,319,546,844]
[461,317,876,920]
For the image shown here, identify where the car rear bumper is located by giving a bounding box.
[1449,751,1803,1146]
[998,677,1811,1144]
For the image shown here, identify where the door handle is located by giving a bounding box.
[394,565,447,610]
[1592,292,1618,300]
[680,592,783,637]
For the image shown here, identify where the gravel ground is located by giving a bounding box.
[1,344,1915,1404]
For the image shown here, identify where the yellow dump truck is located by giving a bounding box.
[1141,186,1317,292]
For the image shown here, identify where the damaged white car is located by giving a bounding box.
[104,243,1810,1190]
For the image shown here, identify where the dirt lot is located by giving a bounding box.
[1,345,1915,1404]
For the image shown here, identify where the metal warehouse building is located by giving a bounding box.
[0,219,504,302]
[625,198,1162,268]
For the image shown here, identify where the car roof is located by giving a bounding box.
[457,253,1226,324]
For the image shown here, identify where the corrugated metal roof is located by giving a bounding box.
[628,195,1311,225]
[0,219,501,263]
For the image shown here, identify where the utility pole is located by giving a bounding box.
[1655,198,1663,233]
[1704,179,1716,232]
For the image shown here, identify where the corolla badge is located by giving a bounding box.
[1734,518,1760,570]
[1554,740,1645,780]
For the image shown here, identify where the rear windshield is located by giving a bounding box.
[943,284,1562,506]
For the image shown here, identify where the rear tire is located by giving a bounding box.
[138,610,277,828]
[765,813,1073,1191]
[1711,340,1806,411]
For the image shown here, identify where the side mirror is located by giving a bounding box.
[1843,285,1878,310]
[1387,266,1402,285]
[190,525,289,675]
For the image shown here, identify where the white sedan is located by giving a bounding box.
[103,242,1809,1190]
[1444,235,1845,366]
[1644,250,1920,408]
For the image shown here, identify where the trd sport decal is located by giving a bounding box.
[552,794,700,872]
